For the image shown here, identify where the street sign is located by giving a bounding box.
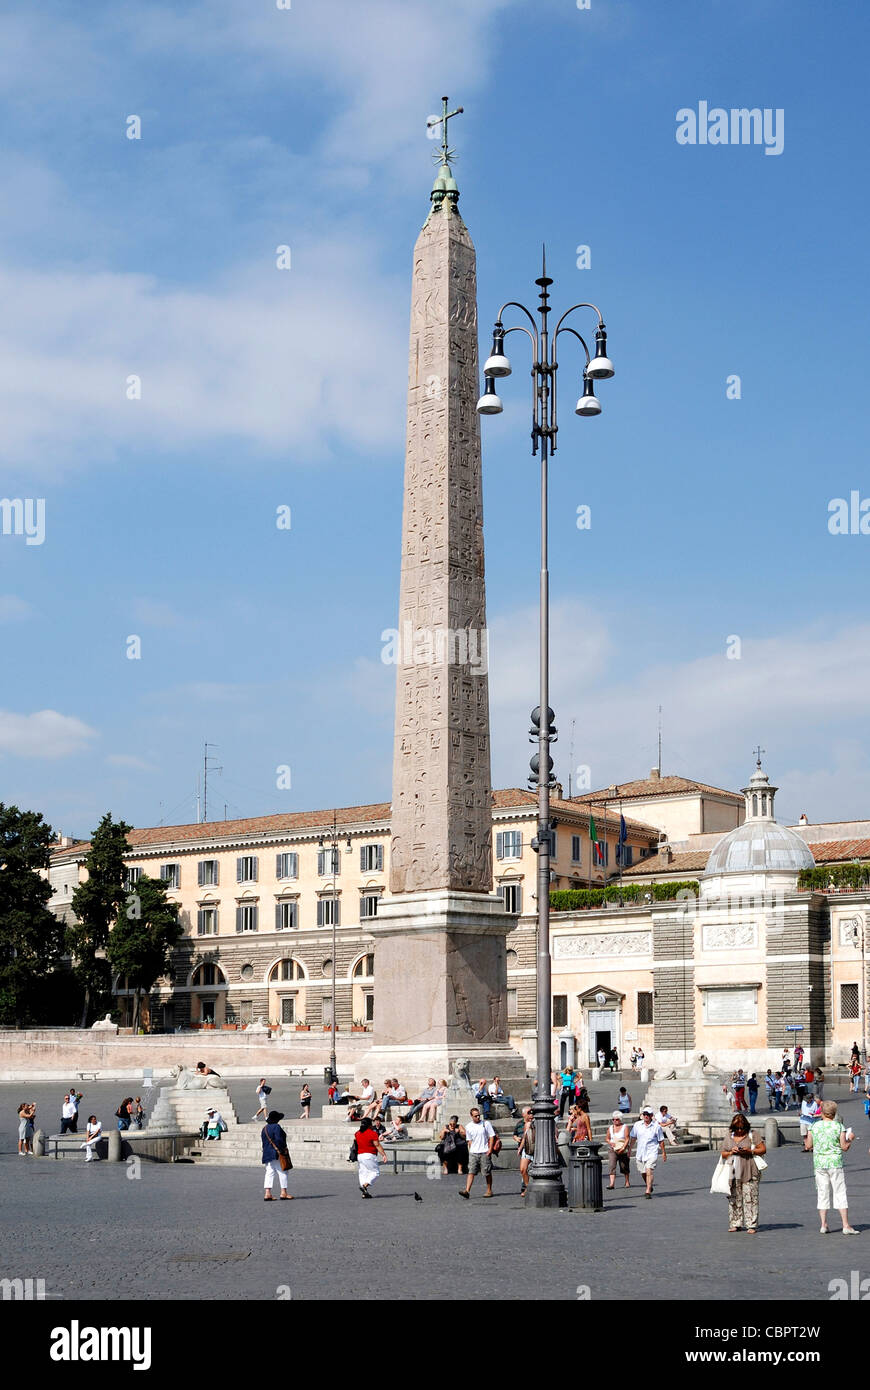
[786,1025,805,1032]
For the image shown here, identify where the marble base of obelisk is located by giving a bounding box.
[356,890,531,1095]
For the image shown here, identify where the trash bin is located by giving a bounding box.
[323,1066,333,1085]
[567,1141,604,1211]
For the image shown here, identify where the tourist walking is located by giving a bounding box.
[353,1116,386,1198]
[849,1059,862,1093]
[459,1107,497,1200]
[81,1115,102,1162]
[17,1101,35,1155]
[764,1070,776,1110]
[261,1110,293,1201]
[516,1108,535,1195]
[115,1098,134,1131]
[437,1115,469,1175]
[253,1078,271,1121]
[558,1066,575,1119]
[747,1073,759,1115]
[299,1082,312,1119]
[721,1114,766,1234]
[800,1093,821,1140]
[606,1112,631,1189]
[805,1100,858,1234]
[733,1069,748,1112]
[597,1047,606,1070]
[629,1106,666,1198]
[815,1066,825,1100]
[617,1086,632,1114]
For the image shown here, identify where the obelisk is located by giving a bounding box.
[359,102,528,1092]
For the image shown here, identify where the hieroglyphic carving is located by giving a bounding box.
[390,198,493,895]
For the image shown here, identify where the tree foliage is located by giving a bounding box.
[68,813,131,1024]
[549,880,700,912]
[107,874,183,1030]
[0,803,63,1024]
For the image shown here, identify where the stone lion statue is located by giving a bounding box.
[169,1063,224,1091]
[659,1054,714,1081]
[451,1057,471,1083]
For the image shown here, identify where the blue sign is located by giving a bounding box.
[786,1025,805,1032]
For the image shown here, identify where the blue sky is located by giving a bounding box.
[1,0,868,836]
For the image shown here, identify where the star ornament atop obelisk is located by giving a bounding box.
[356,96,529,1099]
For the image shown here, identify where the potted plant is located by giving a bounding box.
[351,1019,369,1033]
[295,1019,310,1031]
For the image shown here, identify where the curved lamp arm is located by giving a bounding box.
[553,302,604,337]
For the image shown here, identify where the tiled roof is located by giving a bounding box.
[495,789,659,835]
[581,774,742,802]
[807,839,870,864]
[623,850,708,876]
[50,788,661,860]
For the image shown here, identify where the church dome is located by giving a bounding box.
[703,758,815,880]
[705,819,815,876]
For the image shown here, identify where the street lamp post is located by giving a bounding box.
[477,253,614,1209]
[319,812,353,1085]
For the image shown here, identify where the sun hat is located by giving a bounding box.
[266,1110,285,1124]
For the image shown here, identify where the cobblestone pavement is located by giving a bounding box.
[3,1083,870,1301]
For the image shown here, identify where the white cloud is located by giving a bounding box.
[0,594,32,622]
[106,754,156,772]
[0,709,97,759]
[0,247,405,473]
[487,605,870,819]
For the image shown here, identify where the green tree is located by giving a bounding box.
[107,875,182,1032]
[0,803,64,1024]
[68,814,131,1026]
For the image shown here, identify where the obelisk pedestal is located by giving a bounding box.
[358,108,529,1096]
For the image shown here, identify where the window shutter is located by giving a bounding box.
[516,885,523,914]
[251,905,258,931]
[290,853,297,878]
[197,863,204,887]
[276,854,282,879]
[197,909,204,932]
[496,832,505,860]
[316,900,323,927]
[251,856,258,881]
[376,845,383,871]
[360,846,366,872]
[235,906,242,932]
[236,859,242,883]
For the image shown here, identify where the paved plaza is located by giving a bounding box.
[4,1077,870,1301]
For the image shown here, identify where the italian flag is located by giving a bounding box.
[590,816,604,864]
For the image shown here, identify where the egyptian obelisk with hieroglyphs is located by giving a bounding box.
[359,102,529,1091]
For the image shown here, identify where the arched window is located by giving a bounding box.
[761,793,767,816]
[752,793,758,816]
[353,953,375,979]
[192,962,225,987]
[270,958,306,982]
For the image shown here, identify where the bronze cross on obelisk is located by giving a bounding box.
[428,95,463,165]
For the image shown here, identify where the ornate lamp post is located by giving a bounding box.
[477,258,614,1208]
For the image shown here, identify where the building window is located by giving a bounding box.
[617,845,633,868]
[160,863,180,890]
[499,883,522,914]
[841,982,860,1020]
[198,860,219,887]
[192,963,222,987]
[571,835,582,864]
[196,907,218,936]
[239,999,254,1025]
[364,993,374,1023]
[496,830,522,860]
[353,953,375,979]
[593,839,609,867]
[552,995,568,1029]
[271,958,305,982]
[638,991,654,1025]
[275,901,298,931]
[317,897,340,927]
[235,903,259,933]
[360,894,379,920]
[507,989,518,1019]
[360,844,384,873]
[276,852,298,880]
[236,855,258,883]
[281,997,296,1025]
[317,847,340,876]
[126,867,142,886]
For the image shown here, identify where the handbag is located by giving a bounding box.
[753,1155,768,1172]
[264,1127,292,1171]
[710,1158,733,1195]
[348,1138,359,1163]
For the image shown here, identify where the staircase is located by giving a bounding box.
[145,1084,240,1136]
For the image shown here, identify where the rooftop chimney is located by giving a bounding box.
[649,767,660,781]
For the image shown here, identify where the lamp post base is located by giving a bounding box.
[525,1173,568,1208]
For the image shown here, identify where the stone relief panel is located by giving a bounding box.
[839,915,865,947]
[554,933,651,959]
[701,922,758,951]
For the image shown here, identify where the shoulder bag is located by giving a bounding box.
[264,1127,292,1171]
[710,1158,733,1196]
